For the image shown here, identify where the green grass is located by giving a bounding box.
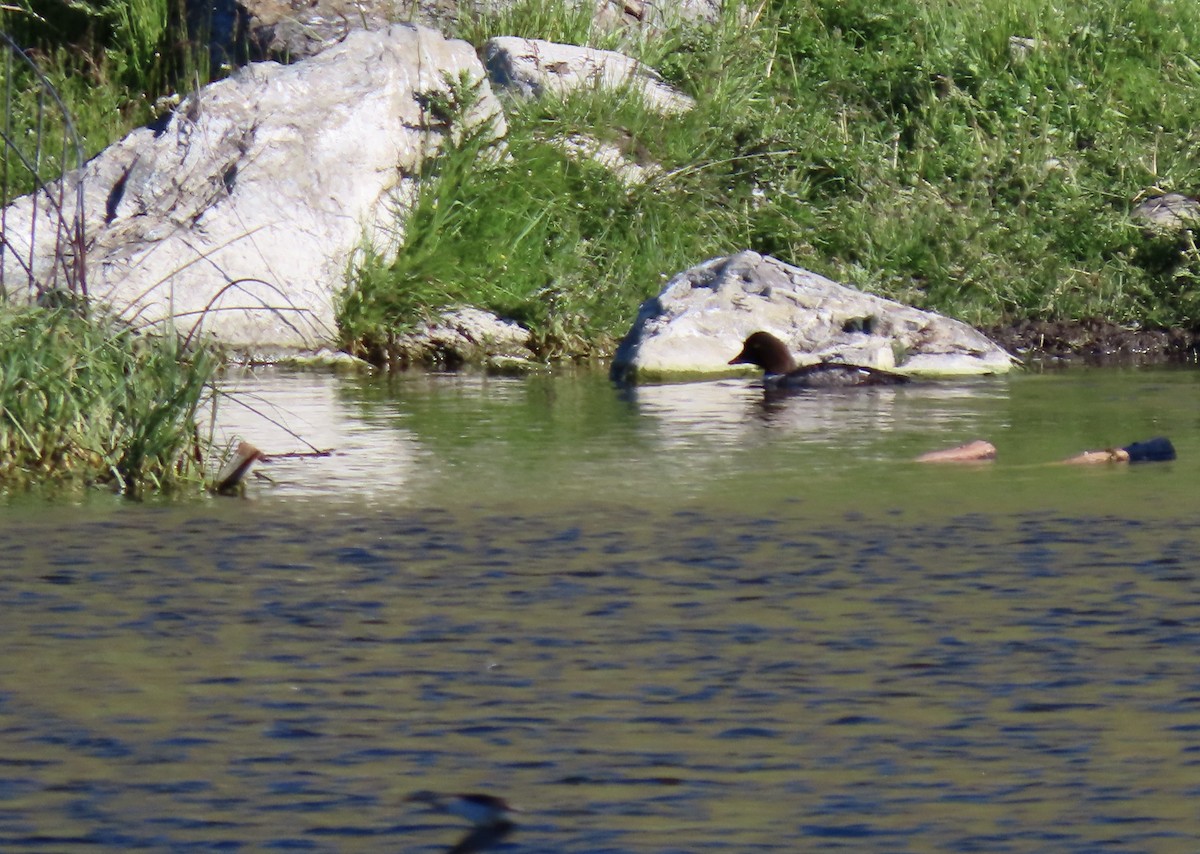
[754,0,1200,326]
[337,8,786,363]
[0,305,218,495]
[337,73,748,362]
[1,2,225,494]
[2,0,207,200]
[455,0,606,48]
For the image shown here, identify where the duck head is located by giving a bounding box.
[729,331,798,374]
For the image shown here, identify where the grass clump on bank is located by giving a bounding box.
[336,14,777,364]
[0,305,217,496]
[2,6,227,495]
[754,0,1200,327]
[338,75,746,362]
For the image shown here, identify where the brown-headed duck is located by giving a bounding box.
[729,331,910,389]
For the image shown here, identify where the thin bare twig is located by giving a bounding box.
[210,386,327,455]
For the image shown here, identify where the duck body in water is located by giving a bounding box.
[729,331,910,389]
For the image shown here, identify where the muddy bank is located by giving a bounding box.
[985,319,1200,366]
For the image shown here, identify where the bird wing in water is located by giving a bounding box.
[446,820,516,854]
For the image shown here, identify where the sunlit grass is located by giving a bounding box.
[337,73,743,363]
[1,0,207,200]
[0,3,226,493]
[0,305,218,495]
[758,0,1200,326]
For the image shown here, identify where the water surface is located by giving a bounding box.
[1,366,1198,851]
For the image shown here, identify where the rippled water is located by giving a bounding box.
[2,366,1199,851]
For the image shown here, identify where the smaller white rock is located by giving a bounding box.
[1132,193,1200,231]
[611,251,1016,382]
[483,37,694,115]
[394,307,534,365]
[552,133,661,185]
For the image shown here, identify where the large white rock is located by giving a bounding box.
[611,251,1016,382]
[1,24,503,353]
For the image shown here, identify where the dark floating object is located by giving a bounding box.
[729,331,910,390]
[1124,436,1177,462]
[406,791,519,854]
[1062,436,1176,464]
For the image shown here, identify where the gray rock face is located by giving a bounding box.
[392,307,534,366]
[639,0,722,27]
[611,251,1016,382]
[483,37,693,114]
[237,0,454,60]
[1132,193,1200,231]
[2,24,503,353]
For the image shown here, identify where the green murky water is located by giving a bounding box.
[1,366,1198,851]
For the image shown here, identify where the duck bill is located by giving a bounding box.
[728,347,751,365]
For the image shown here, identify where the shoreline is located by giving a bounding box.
[984,319,1200,367]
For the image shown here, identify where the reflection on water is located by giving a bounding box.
[215,370,427,505]
[2,366,1200,851]
[216,366,1198,513]
[216,370,1023,505]
[624,377,1013,460]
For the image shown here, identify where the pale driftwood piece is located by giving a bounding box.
[915,439,997,463]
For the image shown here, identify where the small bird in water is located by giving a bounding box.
[405,791,519,854]
[729,331,910,390]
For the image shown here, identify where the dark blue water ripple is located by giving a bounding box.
[0,503,1198,850]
